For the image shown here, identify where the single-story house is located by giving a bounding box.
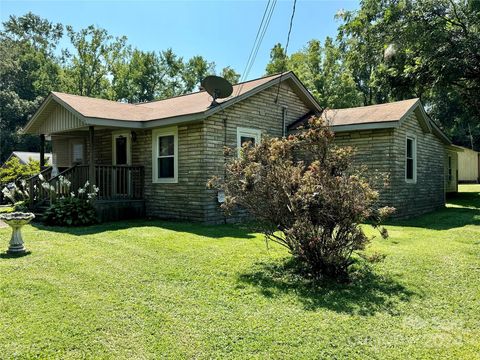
[2,151,52,167]
[456,146,479,183]
[22,71,457,222]
[290,98,460,218]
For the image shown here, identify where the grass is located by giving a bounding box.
[0,186,479,359]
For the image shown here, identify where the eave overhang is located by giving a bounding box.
[23,72,323,135]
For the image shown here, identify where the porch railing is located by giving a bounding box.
[27,166,52,208]
[28,165,144,208]
[94,165,144,200]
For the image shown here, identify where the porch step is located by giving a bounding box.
[32,205,49,219]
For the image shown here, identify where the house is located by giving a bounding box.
[456,146,479,183]
[290,98,460,218]
[23,72,456,222]
[2,151,52,167]
[22,72,321,222]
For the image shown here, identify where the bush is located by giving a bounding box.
[208,116,394,280]
[0,157,40,185]
[43,197,98,226]
[42,177,99,226]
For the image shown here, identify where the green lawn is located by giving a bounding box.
[0,186,479,359]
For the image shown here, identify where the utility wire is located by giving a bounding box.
[235,0,277,97]
[275,0,297,104]
[243,1,277,83]
[239,0,271,84]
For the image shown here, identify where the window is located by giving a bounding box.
[152,127,178,183]
[405,135,417,183]
[72,142,84,164]
[237,127,261,155]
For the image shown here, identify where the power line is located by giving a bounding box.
[275,0,297,104]
[243,1,277,83]
[235,0,277,97]
[239,0,271,83]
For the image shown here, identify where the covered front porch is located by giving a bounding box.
[24,96,146,220]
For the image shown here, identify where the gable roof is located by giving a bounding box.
[4,151,52,165]
[324,98,420,126]
[289,98,451,144]
[23,72,322,134]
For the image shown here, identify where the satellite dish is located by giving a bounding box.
[201,76,233,106]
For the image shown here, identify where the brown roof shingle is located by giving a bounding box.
[324,98,420,126]
[52,73,284,122]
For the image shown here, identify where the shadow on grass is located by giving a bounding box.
[238,258,416,315]
[30,219,257,239]
[383,191,480,230]
[0,251,32,259]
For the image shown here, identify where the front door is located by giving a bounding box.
[112,132,131,196]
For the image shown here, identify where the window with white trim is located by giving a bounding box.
[237,127,261,155]
[405,135,417,183]
[152,127,178,183]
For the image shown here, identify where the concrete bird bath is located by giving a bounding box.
[0,212,35,255]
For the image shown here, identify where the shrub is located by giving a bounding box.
[43,178,99,226]
[0,157,40,185]
[43,197,98,226]
[1,180,30,205]
[208,116,394,280]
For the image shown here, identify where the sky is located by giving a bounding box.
[0,0,359,80]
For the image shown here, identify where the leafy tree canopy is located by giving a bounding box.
[0,13,241,161]
[266,0,480,149]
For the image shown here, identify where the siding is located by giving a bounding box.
[141,124,207,221]
[458,147,479,182]
[390,113,445,218]
[333,129,395,208]
[51,136,86,168]
[203,82,312,224]
[333,112,447,218]
[38,104,84,134]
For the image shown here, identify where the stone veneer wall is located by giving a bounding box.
[334,112,446,218]
[389,113,445,218]
[201,81,312,224]
[333,128,395,209]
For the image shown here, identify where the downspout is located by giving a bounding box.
[282,106,288,137]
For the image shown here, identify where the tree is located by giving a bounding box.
[266,39,363,109]
[62,25,127,97]
[337,0,480,148]
[208,117,393,280]
[221,66,240,85]
[0,157,40,185]
[182,55,215,92]
[0,13,62,161]
[1,12,62,54]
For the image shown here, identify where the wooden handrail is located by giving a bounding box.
[28,164,145,209]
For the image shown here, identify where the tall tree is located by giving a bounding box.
[62,25,127,97]
[182,55,215,92]
[0,13,63,161]
[221,66,240,85]
[337,0,480,148]
[266,39,362,108]
[265,43,287,75]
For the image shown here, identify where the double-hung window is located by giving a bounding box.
[237,127,261,156]
[405,135,417,183]
[152,127,178,183]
